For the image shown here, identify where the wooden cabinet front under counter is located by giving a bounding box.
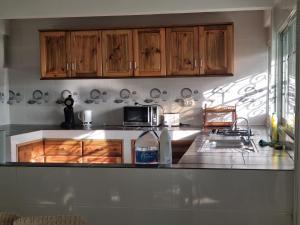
[18,140,44,163]
[83,140,123,164]
[17,139,123,164]
[44,139,83,156]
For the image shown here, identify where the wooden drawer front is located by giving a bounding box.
[44,139,82,156]
[83,156,122,164]
[18,141,44,163]
[45,156,82,163]
[83,140,122,157]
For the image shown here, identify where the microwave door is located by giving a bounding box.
[124,107,150,126]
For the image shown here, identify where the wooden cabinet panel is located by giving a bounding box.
[166,27,199,75]
[102,30,133,77]
[83,140,122,164]
[200,24,234,75]
[44,139,82,156]
[18,140,44,163]
[133,28,166,76]
[17,139,124,164]
[45,156,82,163]
[83,156,122,164]
[172,140,193,164]
[40,32,69,78]
[71,31,102,77]
[83,140,122,156]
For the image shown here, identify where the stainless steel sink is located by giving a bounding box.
[202,117,258,152]
[204,128,257,152]
[210,140,243,148]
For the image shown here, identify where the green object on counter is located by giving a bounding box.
[258,139,270,147]
[259,139,276,147]
[259,139,291,150]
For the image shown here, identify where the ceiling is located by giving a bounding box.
[0,0,275,19]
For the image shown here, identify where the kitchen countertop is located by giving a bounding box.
[0,124,294,170]
[0,124,201,136]
[178,126,294,170]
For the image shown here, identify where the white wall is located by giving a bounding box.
[0,20,10,125]
[7,11,269,126]
[0,167,294,225]
[0,0,274,19]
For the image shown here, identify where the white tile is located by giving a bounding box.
[170,169,293,211]
[71,206,134,225]
[16,167,72,206]
[120,169,174,209]
[192,211,292,225]
[0,167,17,208]
[132,209,193,225]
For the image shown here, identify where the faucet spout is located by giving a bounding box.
[231,117,251,144]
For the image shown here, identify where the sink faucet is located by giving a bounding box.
[231,117,251,144]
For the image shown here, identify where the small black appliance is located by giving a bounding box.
[61,95,75,129]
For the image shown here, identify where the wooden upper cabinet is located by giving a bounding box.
[40,24,234,78]
[102,30,133,77]
[70,31,102,77]
[133,28,166,77]
[166,27,199,76]
[200,24,234,75]
[40,32,69,78]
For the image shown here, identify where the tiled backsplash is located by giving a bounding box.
[2,75,268,126]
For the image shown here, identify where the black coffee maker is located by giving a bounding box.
[61,95,76,129]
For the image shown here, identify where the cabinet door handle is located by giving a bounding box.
[66,63,69,71]
[72,63,76,71]
[129,61,133,70]
[134,61,137,70]
[194,59,198,68]
[200,58,203,68]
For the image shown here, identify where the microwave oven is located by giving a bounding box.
[123,106,161,127]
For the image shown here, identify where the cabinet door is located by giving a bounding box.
[83,140,122,157]
[200,24,234,75]
[70,31,102,77]
[40,32,70,78]
[102,30,133,77]
[18,140,44,163]
[133,28,166,77]
[166,27,199,75]
[83,140,123,164]
[44,139,82,156]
